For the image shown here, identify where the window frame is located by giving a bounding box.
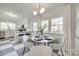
[51,16,63,34]
[32,22,38,32]
[0,22,16,30]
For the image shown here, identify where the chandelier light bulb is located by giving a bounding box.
[40,8,45,14]
[33,11,37,15]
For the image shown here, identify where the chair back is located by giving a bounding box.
[50,37,64,50]
[23,35,33,48]
[25,46,52,56]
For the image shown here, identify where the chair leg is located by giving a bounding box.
[22,46,26,56]
[61,49,64,56]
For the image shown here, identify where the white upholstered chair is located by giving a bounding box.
[22,35,33,55]
[24,46,52,56]
[49,37,64,56]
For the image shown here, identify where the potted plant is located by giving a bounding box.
[37,24,46,35]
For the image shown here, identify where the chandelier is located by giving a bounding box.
[33,3,45,16]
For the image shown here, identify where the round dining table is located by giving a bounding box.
[32,36,54,46]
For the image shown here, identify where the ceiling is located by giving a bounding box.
[0,3,67,23]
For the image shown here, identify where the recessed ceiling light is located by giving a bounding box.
[40,8,45,14]
[33,11,37,15]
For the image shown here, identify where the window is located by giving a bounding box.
[8,23,16,30]
[51,17,63,34]
[1,22,8,29]
[0,22,16,30]
[41,20,48,32]
[33,22,37,31]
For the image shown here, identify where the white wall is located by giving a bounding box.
[75,5,79,55]
[16,19,28,29]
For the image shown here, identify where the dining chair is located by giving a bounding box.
[49,37,64,56]
[13,31,20,43]
[22,35,33,56]
[24,45,52,56]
